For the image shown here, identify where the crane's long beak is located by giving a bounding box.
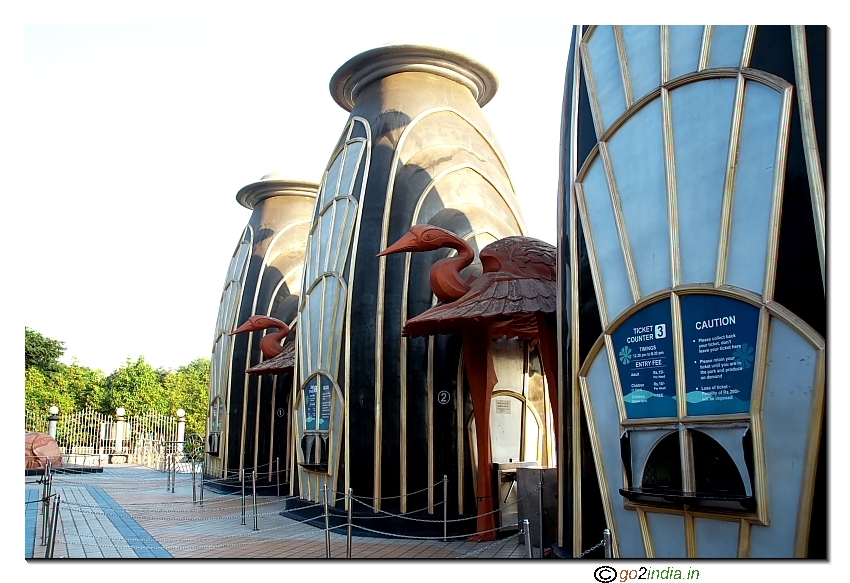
[230,321,256,335]
[377,231,420,257]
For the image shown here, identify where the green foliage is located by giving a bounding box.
[25,367,75,414]
[25,328,209,440]
[25,327,66,376]
[104,356,168,416]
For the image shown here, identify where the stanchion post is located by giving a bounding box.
[443,475,448,542]
[199,461,205,507]
[523,519,532,558]
[45,494,60,558]
[538,477,544,559]
[323,485,331,558]
[276,457,280,497]
[42,467,53,546]
[252,470,259,531]
[347,487,353,559]
[171,452,176,493]
[241,468,246,525]
[192,457,197,503]
[603,528,613,558]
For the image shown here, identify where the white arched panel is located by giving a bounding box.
[607,98,670,296]
[671,78,737,285]
[622,25,661,102]
[726,81,786,294]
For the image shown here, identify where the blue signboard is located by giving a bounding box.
[304,374,333,431]
[612,299,677,418]
[681,295,759,415]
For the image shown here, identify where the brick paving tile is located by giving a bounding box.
[27,465,533,561]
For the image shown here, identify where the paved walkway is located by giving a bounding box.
[25,465,535,559]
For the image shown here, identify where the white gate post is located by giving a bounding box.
[114,408,126,454]
[47,406,59,439]
[176,409,186,450]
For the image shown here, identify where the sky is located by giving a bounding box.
[19,23,573,375]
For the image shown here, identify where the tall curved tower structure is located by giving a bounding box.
[292,45,555,526]
[207,176,317,480]
[558,26,826,558]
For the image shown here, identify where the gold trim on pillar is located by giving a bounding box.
[613,26,634,108]
[427,333,435,513]
[599,142,641,302]
[662,88,681,288]
[794,347,825,557]
[737,519,751,558]
[637,507,654,558]
[575,182,610,328]
[345,116,372,510]
[762,85,794,302]
[603,335,627,423]
[671,292,687,420]
[684,512,697,558]
[715,73,745,287]
[457,350,465,515]
[698,26,712,72]
[790,26,826,289]
[741,26,757,68]
[579,39,605,140]
[580,374,619,557]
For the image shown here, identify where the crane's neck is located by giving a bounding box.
[430,239,475,303]
[258,327,288,358]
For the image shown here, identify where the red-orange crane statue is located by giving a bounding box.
[378,224,558,541]
[230,316,296,374]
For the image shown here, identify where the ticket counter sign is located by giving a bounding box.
[612,299,677,418]
[681,295,759,415]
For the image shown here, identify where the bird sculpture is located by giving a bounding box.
[378,224,558,541]
[230,316,295,374]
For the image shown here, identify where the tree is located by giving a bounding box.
[161,358,210,436]
[25,367,74,415]
[25,327,66,376]
[104,356,168,416]
[63,362,107,412]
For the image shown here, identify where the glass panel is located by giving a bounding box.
[319,205,336,274]
[319,276,343,373]
[726,82,783,295]
[680,294,759,415]
[323,151,343,209]
[622,25,661,102]
[330,199,353,275]
[338,140,364,197]
[708,25,748,69]
[308,280,324,372]
[585,25,627,133]
[671,78,737,285]
[611,299,677,419]
[581,157,634,321]
[607,98,670,296]
[668,25,703,80]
